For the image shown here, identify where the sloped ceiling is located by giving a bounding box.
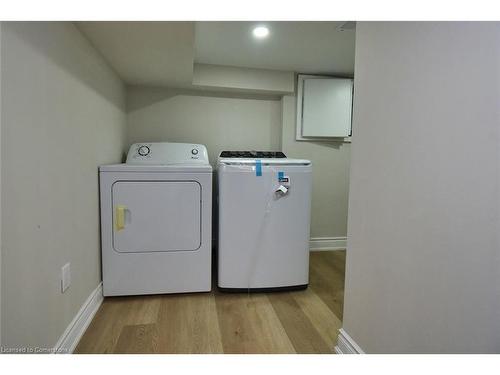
[76,22,195,86]
[76,21,355,88]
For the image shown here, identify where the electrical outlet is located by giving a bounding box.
[61,263,71,293]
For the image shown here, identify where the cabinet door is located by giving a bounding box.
[301,77,353,137]
[112,181,201,253]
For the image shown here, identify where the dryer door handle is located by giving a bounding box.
[115,205,127,231]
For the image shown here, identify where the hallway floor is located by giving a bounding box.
[75,251,345,354]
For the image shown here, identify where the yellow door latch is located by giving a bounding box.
[115,205,127,231]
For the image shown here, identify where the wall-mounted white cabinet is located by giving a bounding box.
[296,74,353,141]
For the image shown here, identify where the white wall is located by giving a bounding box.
[342,22,500,353]
[127,86,282,165]
[0,22,3,347]
[192,64,295,94]
[1,22,126,350]
[282,95,350,239]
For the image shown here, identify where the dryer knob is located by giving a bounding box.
[138,146,150,156]
[191,148,199,155]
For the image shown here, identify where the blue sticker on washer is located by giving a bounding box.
[256,160,262,176]
[278,171,284,180]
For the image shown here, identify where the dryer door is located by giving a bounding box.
[112,181,201,253]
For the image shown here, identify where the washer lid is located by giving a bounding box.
[218,158,311,166]
[220,151,287,158]
[100,164,213,173]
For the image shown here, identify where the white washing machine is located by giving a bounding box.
[217,151,312,291]
[99,142,212,296]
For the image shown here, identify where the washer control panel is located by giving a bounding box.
[126,142,209,165]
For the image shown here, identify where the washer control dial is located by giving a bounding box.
[191,148,199,155]
[138,145,150,156]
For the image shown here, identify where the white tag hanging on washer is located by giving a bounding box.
[276,185,288,195]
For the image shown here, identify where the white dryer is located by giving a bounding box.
[99,142,212,296]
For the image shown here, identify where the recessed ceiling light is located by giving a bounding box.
[252,26,269,39]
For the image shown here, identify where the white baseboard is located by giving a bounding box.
[54,282,103,354]
[334,328,365,354]
[309,236,347,251]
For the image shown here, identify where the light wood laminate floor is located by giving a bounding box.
[75,250,345,354]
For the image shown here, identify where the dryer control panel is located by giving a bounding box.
[126,142,209,165]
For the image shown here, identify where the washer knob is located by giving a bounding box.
[138,145,150,156]
[191,148,199,155]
